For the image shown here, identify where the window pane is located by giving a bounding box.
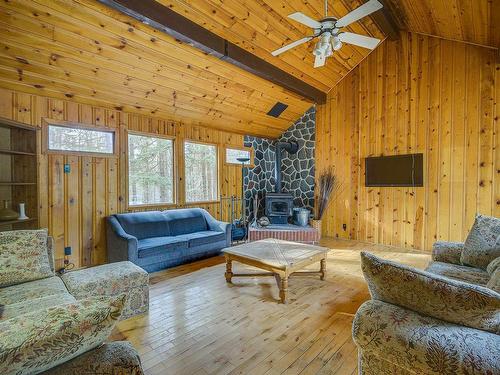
[184,142,218,202]
[128,134,174,205]
[226,148,251,164]
[48,125,114,154]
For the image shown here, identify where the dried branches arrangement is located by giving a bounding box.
[315,166,339,220]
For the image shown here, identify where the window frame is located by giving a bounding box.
[126,130,177,209]
[183,139,219,204]
[42,118,117,158]
[224,145,254,167]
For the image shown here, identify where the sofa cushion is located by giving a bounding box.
[0,276,69,306]
[137,236,188,258]
[181,230,226,247]
[1,294,77,320]
[461,214,500,270]
[115,211,169,240]
[361,252,500,333]
[0,276,75,320]
[0,229,53,287]
[162,208,208,235]
[425,261,490,286]
[0,295,125,375]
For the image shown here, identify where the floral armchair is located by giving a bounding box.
[353,214,500,375]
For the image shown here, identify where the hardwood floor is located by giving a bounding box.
[110,238,431,375]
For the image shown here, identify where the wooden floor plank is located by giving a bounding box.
[112,238,430,375]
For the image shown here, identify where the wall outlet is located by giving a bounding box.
[342,223,347,231]
[64,164,71,173]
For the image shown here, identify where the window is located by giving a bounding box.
[184,141,218,202]
[225,147,252,165]
[128,133,174,206]
[47,124,114,155]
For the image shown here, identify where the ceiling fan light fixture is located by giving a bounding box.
[313,33,330,56]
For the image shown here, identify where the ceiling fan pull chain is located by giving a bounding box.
[325,0,328,17]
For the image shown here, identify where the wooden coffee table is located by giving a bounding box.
[222,239,328,303]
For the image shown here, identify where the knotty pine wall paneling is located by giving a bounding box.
[316,32,499,251]
[0,88,245,269]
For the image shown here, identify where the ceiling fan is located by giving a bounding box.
[272,0,383,68]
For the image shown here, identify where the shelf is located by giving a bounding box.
[0,182,37,186]
[0,218,37,226]
[0,149,36,156]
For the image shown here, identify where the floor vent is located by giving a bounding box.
[267,102,288,118]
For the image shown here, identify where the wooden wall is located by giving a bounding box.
[316,32,499,251]
[0,88,245,269]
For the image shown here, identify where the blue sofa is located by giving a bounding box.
[106,208,231,272]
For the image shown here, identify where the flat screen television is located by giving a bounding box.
[365,153,423,187]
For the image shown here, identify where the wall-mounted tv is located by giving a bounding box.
[365,153,423,187]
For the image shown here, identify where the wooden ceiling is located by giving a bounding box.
[0,0,314,138]
[160,0,386,93]
[384,0,500,49]
[0,1,497,139]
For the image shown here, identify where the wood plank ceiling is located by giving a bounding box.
[384,0,500,49]
[160,0,386,93]
[0,0,315,138]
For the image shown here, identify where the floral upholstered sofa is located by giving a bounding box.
[353,214,500,375]
[0,229,148,375]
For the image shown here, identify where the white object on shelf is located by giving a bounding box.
[18,203,29,220]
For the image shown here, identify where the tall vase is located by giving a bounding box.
[311,219,322,239]
[18,203,28,220]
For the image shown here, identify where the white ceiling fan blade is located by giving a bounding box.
[338,32,380,49]
[336,0,383,28]
[271,36,313,56]
[314,54,326,68]
[288,12,322,29]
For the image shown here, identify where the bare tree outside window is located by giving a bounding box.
[48,125,114,154]
[128,134,174,206]
[184,142,218,202]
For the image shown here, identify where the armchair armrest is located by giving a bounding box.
[42,341,144,375]
[432,241,464,264]
[353,300,500,375]
[106,216,139,263]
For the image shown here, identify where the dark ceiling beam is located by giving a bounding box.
[371,0,400,40]
[97,0,326,104]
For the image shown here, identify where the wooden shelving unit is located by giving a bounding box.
[0,118,38,231]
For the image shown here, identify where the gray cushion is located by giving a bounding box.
[425,261,490,286]
[162,208,208,236]
[361,252,500,334]
[180,231,226,247]
[137,236,188,258]
[115,211,169,240]
[461,214,500,269]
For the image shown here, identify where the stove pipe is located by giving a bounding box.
[274,140,299,193]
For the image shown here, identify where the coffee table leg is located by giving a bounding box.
[277,276,288,304]
[225,256,233,283]
[320,258,326,281]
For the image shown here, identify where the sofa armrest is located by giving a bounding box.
[201,209,231,247]
[353,300,500,375]
[42,341,144,375]
[106,216,139,263]
[432,241,464,264]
